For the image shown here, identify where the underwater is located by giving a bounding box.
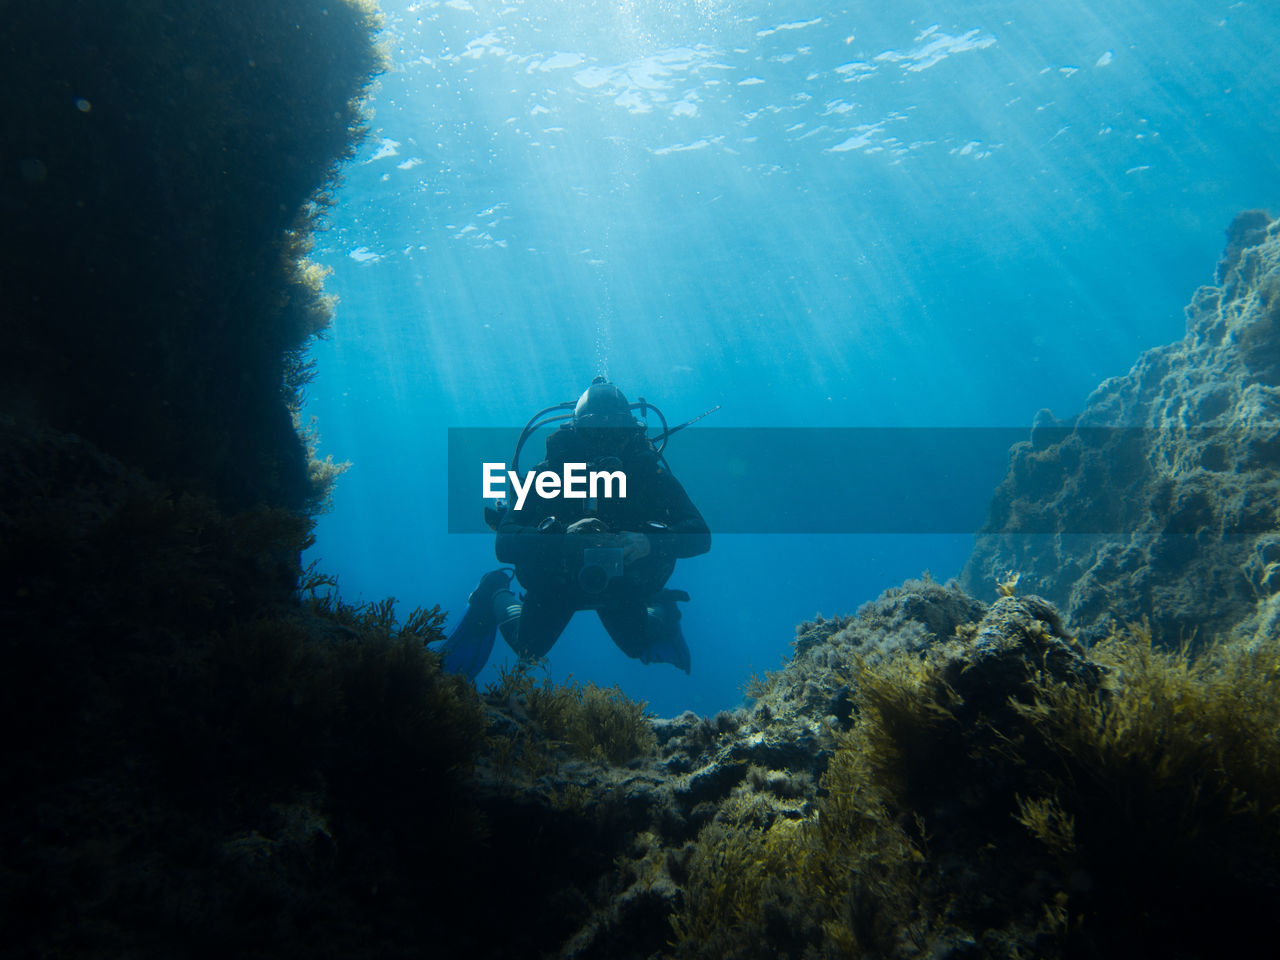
[3,0,1280,957]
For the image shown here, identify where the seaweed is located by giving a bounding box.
[487,664,659,768]
[0,416,491,958]
[1,0,384,513]
[670,610,1280,959]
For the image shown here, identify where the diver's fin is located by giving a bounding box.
[439,569,513,680]
[440,604,498,680]
[641,589,692,674]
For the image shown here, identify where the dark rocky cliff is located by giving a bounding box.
[1,0,379,512]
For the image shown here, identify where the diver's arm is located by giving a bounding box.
[495,499,561,567]
[649,469,711,560]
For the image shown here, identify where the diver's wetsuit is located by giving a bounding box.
[494,423,710,666]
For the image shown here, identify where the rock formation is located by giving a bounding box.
[1,0,379,512]
[483,575,1280,960]
[963,211,1280,646]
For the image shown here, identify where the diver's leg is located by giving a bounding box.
[439,569,514,679]
[596,601,649,659]
[641,590,691,673]
[491,587,521,648]
[501,587,574,660]
[598,589,691,673]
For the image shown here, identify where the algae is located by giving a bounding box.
[1,0,384,513]
[486,664,659,769]
[670,610,1280,959]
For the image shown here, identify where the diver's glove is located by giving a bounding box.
[563,516,610,564]
[566,518,649,562]
[565,517,609,535]
[616,531,650,564]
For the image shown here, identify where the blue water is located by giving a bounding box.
[302,0,1279,716]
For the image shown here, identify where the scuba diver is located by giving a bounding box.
[440,377,712,679]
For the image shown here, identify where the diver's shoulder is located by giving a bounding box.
[545,423,579,459]
[624,438,661,469]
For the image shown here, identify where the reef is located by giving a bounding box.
[963,212,1280,646]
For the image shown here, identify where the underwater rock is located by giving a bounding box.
[1,0,380,513]
[467,578,1003,959]
[0,9,524,959]
[964,211,1280,645]
[0,419,493,960]
[773,576,988,723]
[466,663,837,959]
[941,594,1100,722]
[663,583,1280,959]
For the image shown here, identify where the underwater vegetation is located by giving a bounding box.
[669,599,1280,959]
[1,0,382,512]
[0,3,502,956]
[486,665,659,771]
[0,418,488,957]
